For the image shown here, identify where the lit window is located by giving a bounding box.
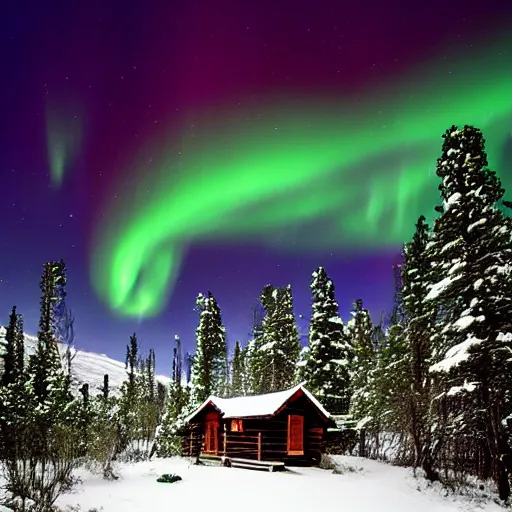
[231,419,244,432]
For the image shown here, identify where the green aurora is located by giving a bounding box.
[46,101,83,188]
[89,33,512,318]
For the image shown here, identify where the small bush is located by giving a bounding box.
[156,473,182,483]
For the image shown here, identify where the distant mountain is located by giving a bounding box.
[0,326,171,395]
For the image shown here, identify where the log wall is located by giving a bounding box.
[183,394,329,465]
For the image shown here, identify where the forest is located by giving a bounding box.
[1,125,512,510]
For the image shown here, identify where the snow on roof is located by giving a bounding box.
[185,382,330,423]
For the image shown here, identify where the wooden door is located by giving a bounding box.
[204,421,219,454]
[287,415,304,456]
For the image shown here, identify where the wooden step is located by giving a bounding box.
[198,454,223,465]
[230,461,273,472]
[229,457,285,468]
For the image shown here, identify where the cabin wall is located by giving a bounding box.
[221,395,327,465]
[182,394,329,465]
[182,405,221,458]
[275,394,326,465]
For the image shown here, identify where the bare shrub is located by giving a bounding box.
[1,424,80,512]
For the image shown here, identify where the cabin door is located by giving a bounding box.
[287,414,304,456]
[204,420,219,454]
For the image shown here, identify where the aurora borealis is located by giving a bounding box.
[2,1,512,369]
[45,101,83,188]
[91,33,512,318]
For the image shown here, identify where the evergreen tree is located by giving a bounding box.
[155,381,190,457]
[99,374,110,400]
[426,126,512,499]
[156,335,191,457]
[88,385,120,479]
[257,285,301,393]
[75,383,94,456]
[367,323,409,437]
[14,314,25,382]
[401,215,437,479]
[303,267,352,414]
[134,348,160,455]
[118,333,140,455]
[172,335,183,384]
[295,345,310,384]
[185,352,194,384]
[29,260,68,405]
[1,306,21,386]
[230,340,244,397]
[191,292,228,405]
[347,299,375,422]
[126,333,138,393]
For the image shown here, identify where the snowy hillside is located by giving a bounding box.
[0,327,170,395]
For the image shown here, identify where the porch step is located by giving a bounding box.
[229,457,286,472]
[230,461,271,472]
[198,454,286,472]
[198,454,223,466]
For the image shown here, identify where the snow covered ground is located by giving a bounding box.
[52,456,503,512]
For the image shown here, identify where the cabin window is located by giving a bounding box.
[230,419,244,432]
[287,414,304,456]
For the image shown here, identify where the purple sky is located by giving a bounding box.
[1,0,511,374]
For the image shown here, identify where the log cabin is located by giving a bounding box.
[182,383,335,466]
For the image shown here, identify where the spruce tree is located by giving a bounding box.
[156,335,191,457]
[191,292,228,405]
[134,348,160,456]
[29,261,68,405]
[230,340,244,397]
[89,380,120,479]
[401,215,437,479]
[367,323,409,437]
[118,333,140,455]
[172,335,183,384]
[14,314,25,383]
[273,284,300,390]
[303,267,352,414]
[258,285,301,393]
[1,306,20,386]
[26,259,74,440]
[347,299,375,422]
[295,345,309,384]
[126,333,138,393]
[426,126,512,499]
[99,374,110,400]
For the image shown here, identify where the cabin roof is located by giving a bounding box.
[185,382,330,423]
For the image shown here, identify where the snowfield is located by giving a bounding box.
[51,456,502,512]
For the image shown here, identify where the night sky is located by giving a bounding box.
[2,1,512,374]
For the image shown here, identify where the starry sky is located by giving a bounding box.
[1,1,512,374]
